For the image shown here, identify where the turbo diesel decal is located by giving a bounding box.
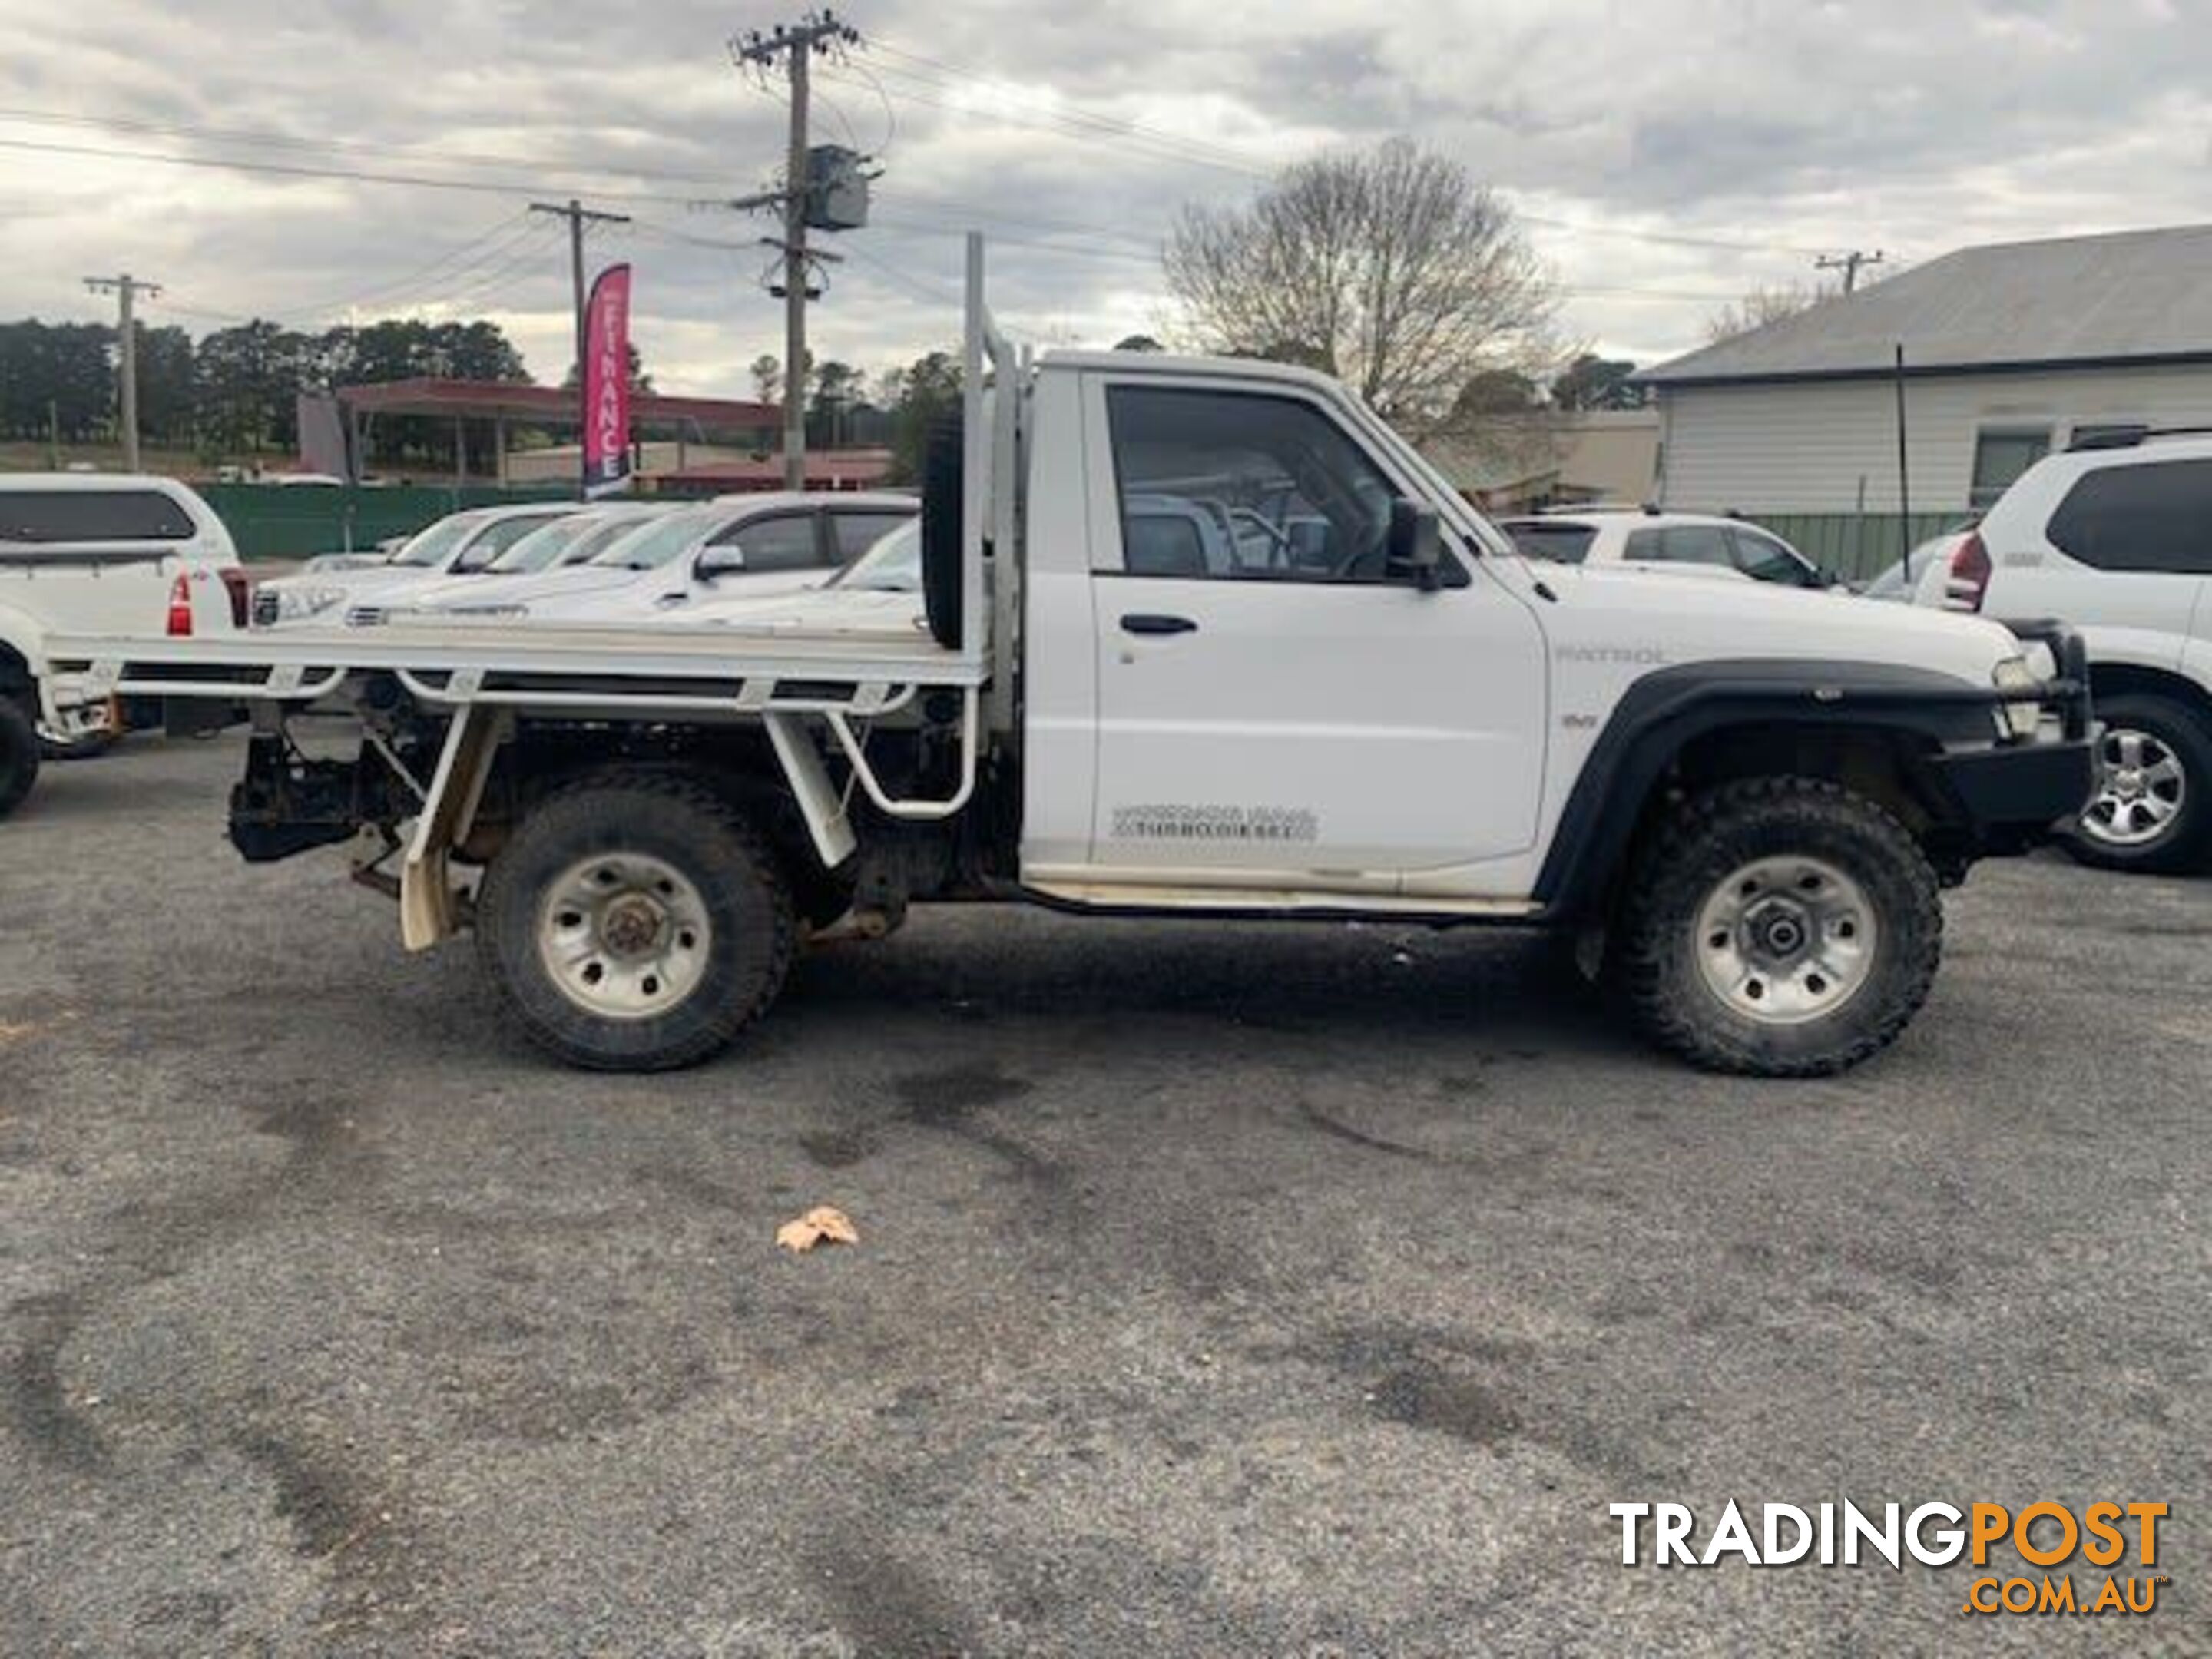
[1111,804,1320,843]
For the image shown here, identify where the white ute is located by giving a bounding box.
[0,472,248,819]
[49,239,2095,1076]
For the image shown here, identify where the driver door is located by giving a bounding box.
[1081,376,1548,889]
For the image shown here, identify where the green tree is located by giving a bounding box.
[1550,353,1646,412]
[882,351,962,484]
[134,323,198,447]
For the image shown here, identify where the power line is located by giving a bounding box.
[0,105,750,194]
[0,134,700,205]
[1,105,1847,266]
[283,211,544,321]
[862,41,1276,176]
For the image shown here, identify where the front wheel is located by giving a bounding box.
[2058,694,2212,875]
[0,695,41,821]
[1611,777,1942,1076]
[475,771,796,1071]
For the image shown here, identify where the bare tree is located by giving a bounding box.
[1164,138,1561,437]
[1702,281,1834,345]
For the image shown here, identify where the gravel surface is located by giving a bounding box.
[2,733,2205,1656]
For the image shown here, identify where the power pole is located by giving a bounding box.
[531,198,631,493]
[84,273,161,471]
[733,11,861,491]
[1816,250,1885,296]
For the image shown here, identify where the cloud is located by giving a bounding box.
[2,0,2204,387]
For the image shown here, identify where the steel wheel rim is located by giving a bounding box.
[1694,855,1878,1026]
[2079,726,2185,848]
[536,852,712,1021]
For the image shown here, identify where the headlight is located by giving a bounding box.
[270,584,348,623]
[1991,655,2043,740]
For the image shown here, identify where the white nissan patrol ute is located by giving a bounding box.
[48,239,2093,1077]
[0,472,247,819]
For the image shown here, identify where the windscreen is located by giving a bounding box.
[488,515,601,575]
[827,521,922,591]
[391,515,478,568]
[591,506,721,571]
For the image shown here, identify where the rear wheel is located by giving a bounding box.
[1612,777,1942,1076]
[475,771,796,1071]
[0,695,40,821]
[2058,694,2212,874]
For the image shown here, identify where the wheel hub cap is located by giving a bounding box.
[538,853,712,1021]
[1695,856,1878,1026]
[2081,727,2184,848]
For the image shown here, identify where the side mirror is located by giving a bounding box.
[695,545,747,581]
[1387,498,1443,591]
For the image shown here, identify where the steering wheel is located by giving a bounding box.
[1327,517,1390,581]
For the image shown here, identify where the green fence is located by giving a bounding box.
[202,483,578,561]
[1741,513,1968,585]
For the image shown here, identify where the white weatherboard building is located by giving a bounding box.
[1640,224,2212,518]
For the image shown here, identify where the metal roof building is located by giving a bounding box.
[1644,224,2212,388]
[1637,224,2212,542]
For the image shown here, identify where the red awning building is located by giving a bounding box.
[325,378,782,485]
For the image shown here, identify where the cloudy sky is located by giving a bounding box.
[3,0,2205,398]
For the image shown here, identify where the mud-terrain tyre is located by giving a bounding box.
[475,770,796,1071]
[919,414,965,650]
[1611,777,1942,1077]
[2057,693,2212,875]
[0,694,40,821]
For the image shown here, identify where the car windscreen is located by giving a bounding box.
[0,488,195,543]
[590,507,722,571]
[827,521,922,591]
[454,512,568,572]
[559,513,667,566]
[391,515,479,568]
[488,515,602,574]
[1502,521,1596,562]
[1857,560,1909,600]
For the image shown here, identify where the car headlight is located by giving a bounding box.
[270,584,348,623]
[1991,655,2044,740]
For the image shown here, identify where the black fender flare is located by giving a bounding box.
[1533,659,2012,917]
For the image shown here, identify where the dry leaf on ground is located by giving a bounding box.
[776,1205,859,1253]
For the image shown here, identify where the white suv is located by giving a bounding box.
[1912,429,2212,873]
[0,474,247,820]
[1499,508,1830,588]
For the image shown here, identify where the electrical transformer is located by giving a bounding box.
[805,146,870,232]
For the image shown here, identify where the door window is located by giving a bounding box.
[1970,427,2052,511]
[712,512,825,573]
[0,489,194,543]
[2046,459,2212,574]
[1102,386,1402,583]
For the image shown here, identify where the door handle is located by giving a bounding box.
[1119,613,1197,636]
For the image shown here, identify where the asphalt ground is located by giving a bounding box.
[2,732,2206,1657]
